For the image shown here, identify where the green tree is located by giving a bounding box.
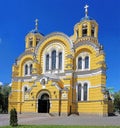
[114,91,120,113]
[10,108,18,127]
[0,92,4,113]
[0,84,11,113]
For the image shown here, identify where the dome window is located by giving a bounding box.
[76,29,79,39]
[36,38,40,46]
[91,24,95,37]
[29,38,33,48]
[82,24,87,37]
[24,86,28,92]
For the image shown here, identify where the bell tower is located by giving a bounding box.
[72,5,98,44]
[25,19,44,52]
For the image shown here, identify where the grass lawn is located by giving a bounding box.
[0,125,120,128]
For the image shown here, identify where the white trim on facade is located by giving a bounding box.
[42,42,65,74]
[76,70,103,78]
[76,52,90,71]
[23,60,33,76]
[76,81,90,102]
[89,84,105,88]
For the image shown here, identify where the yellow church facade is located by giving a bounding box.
[9,5,113,116]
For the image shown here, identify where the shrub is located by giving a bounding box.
[10,108,18,126]
[114,91,120,113]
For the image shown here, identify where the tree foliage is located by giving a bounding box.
[114,91,120,113]
[10,108,18,127]
[0,84,11,113]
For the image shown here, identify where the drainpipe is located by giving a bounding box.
[72,45,75,113]
[59,89,61,116]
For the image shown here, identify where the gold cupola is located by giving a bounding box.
[25,19,44,52]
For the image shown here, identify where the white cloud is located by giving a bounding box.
[0,82,3,86]
[8,83,12,87]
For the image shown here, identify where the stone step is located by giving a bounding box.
[18,113,51,117]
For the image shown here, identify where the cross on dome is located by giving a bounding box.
[35,19,39,30]
[84,4,89,17]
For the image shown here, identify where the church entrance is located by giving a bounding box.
[38,93,50,113]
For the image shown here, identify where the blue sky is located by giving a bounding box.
[0,0,120,92]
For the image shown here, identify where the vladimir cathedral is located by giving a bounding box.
[9,5,113,116]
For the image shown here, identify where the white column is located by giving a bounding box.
[82,57,85,70]
[49,52,52,72]
[43,54,45,73]
[62,51,64,72]
[81,84,84,101]
[76,84,78,101]
[28,64,30,75]
[56,51,59,70]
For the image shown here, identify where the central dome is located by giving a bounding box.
[80,16,94,22]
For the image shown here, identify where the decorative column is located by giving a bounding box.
[56,51,59,71]
[87,22,91,37]
[49,53,52,73]
[82,58,85,70]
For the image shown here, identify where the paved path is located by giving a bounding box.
[0,113,120,126]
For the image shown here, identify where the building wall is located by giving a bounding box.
[9,12,113,116]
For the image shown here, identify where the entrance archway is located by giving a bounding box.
[38,93,50,113]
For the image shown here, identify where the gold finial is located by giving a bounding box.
[84,5,89,17]
[35,19,38,30]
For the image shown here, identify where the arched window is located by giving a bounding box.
[78,57,82,69]
[76,29,79,38]
[78,84,82,101]
[46,54,49,71]
[82,24,87,37]
[24,86,28,92]
[52,50,56,70]
[59,52,62,70]
[91,24,95,37]
[85,56,89,69]
[25,64,28,75]
[36,38,40,46]
[29,40,33,47]
[83,83,88,101]
[30,64,32,74]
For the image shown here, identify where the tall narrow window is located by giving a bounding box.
[85,56,89,69]
[24,86,28,92]
[83,83,88,101]
[59,52,62,70]
[78,57,82,69]
[46,54,49,71]
[30,64,32,74]
[91,24,95,37]
[36,38,40,46]
[82,24,87,37]
[52,50,56,70]
[78,84,82,101]
[29,40,33,47]
[76,29,79,38]
[25,64,28,75]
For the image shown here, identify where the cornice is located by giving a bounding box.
[17,51,33,61]
[35,32,73,54]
